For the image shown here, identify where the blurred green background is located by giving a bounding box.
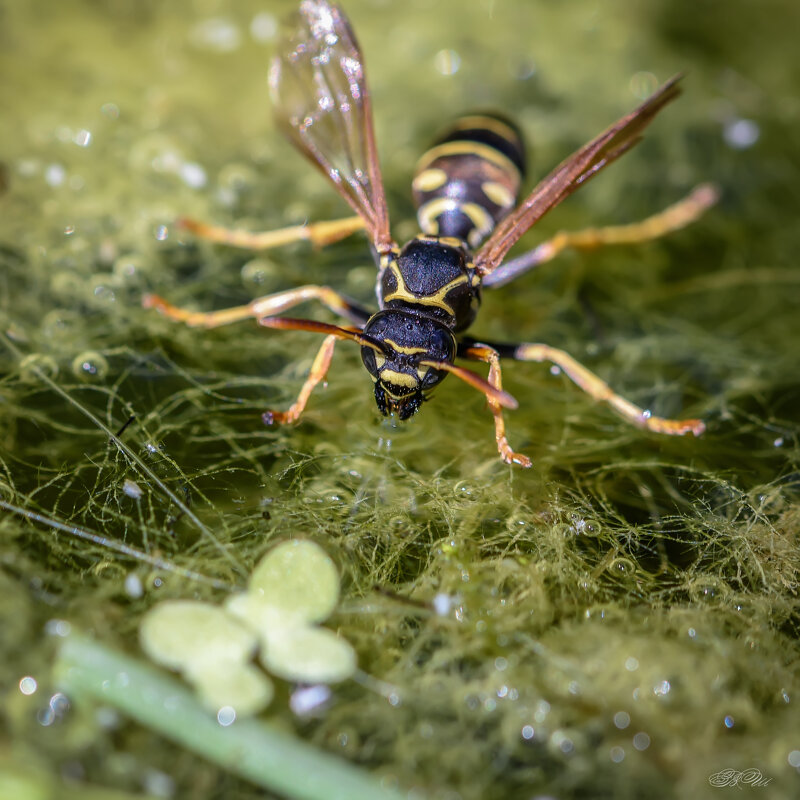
[1,0,799,798]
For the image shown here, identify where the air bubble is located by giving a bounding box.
[241,258,278,289]
[71,351,109,380]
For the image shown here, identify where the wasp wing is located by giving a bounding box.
[475,76,683,277]
[269,0,393,253]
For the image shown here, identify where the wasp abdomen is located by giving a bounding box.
[412,115,527,249]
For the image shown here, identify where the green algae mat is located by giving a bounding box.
[1,0,799,798]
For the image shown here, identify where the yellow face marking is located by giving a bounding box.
[380,369,418,389]
[412,168,448,193]
[374,353,386,370]
[416,367,429,381]
[415,141,520,180]
[449,115,520,144]
[384,338,429,355]
[482,180,516,209]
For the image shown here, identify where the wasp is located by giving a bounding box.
[145,0,716,466]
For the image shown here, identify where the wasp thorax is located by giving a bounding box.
[360,310,456,420]
[379,237,481,332]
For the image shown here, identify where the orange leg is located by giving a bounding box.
[143,285,370,328]
[483,183,719,288]
[513,342,705,436]
[263,335,338,425]
[177,215,366,251]
[143,286,369,428]
[461,344,532,467]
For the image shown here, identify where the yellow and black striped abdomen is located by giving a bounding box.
[412,115,526,249]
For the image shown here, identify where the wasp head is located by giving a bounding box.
[360,310,456,420]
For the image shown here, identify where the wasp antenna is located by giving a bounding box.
[258,316,387,354]
[420,360,518,410]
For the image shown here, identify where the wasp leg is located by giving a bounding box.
[263,334,337,426]
[482,183,719,288]
[143,285,371,328]
[509,342,705,436]
[177,215,366,251]
[459,343,533,468]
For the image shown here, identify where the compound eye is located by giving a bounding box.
[361,347,378,376]
[419,366,443,389]
[429,328,454,359]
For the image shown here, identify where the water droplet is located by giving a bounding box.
[654,680,671,696]
[724,118,759,150]
[91,274,116,306]
[45,163,66,187]
[434,49,461,76]
[45,619,71,637]
[521,724,534,740]
[250,12,277,42]
[180,161,207,189]
[124,573,144,599]
[190,18,242,52]
[290,684,331,716]
[632,732,650,750]
[123,479,143,499]
[432,593,453,616]
[73,129,92,147]
[113,254,148,281]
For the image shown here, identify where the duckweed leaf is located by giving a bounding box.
[224,590,285,634]
[187,661,274,716]
[138,540,356,716]
[140,600,273,714]
[261,625,357,684]
[140,601,257,668]
[247,539,340,625]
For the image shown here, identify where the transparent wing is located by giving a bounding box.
[269,0,393,253]
[475,76,683,276]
